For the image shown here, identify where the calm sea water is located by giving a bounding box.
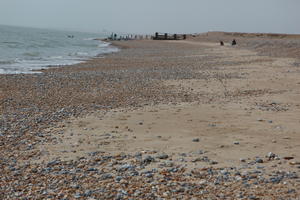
[0,25,118,74]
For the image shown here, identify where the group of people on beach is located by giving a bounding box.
[220,39,237,46]
[109,33,150,41]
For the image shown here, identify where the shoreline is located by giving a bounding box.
[0,37,119,75]
[1,37,300,199]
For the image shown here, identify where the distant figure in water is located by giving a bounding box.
[232,39,237,45]
[67,35,74,38]
[220,41,224,46]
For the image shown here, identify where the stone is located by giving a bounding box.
[289,161,300,165]
[197,150,204,154]
[118,164,135,172]
[248,195,259,200]
[192,138,200,142]
[209,161,218,165]
[267,152,276,160]
[74,193,82,199]
[143,156,155,164]
[101,173,113,180]
[160,161,174,167]
[288,189,296,194]
[191,158,202,162]
[156,154,169,159]
[198,179,207,185]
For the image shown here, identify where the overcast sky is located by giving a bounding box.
[0,0,299,34]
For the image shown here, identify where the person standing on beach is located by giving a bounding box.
[232,39,237,45]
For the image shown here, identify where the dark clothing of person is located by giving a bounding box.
[232,39,237,45]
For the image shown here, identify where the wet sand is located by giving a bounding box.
[1,34,300,199]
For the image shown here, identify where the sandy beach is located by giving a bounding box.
[1,33,300,199]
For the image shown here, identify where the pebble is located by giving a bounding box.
[156,153,169,159]
[101,173,113,180]
[289,161,300,165]
[196,150,204,154]
[143,155,155,165]
[115,176,123,182]
[118,164,135,172]
[255,158,264,163]
[210,161,218,165]
[267,152,276,160]
[192,138,200,142]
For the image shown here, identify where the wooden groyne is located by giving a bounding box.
[153,32,187,40]
[104,32,187,41]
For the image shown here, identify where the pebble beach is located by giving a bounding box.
[1,33,300,199]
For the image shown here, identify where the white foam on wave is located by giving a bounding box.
[0,58,83,74]
[83,37,97,41]
[0,30,119,74]
[0,47,118,74]
[98,42,110,48]
[74,52,89,56]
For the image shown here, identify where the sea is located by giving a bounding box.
[0,25,118,74]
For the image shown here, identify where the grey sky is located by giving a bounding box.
[0,0,299,34]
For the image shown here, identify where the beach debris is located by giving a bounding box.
[283,156,294,160]
[266,152,277,160]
